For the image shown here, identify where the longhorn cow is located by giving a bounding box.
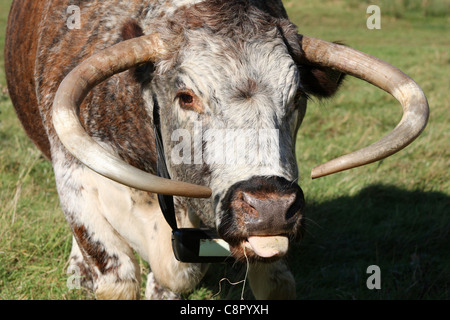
[5,0,428,299]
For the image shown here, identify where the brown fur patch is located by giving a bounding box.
[178,0,291,38]
[121,19,144,40]
[5,0,51,159]
[73,224,119,276]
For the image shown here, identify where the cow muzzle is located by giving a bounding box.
[218,176,304,262]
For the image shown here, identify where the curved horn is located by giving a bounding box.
[299,36,429,179]
[52,34,212,198]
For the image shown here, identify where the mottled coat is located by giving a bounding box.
[6,0,343,299]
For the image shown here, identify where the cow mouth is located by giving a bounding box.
[227,235,290,263]
[216,176,304,263]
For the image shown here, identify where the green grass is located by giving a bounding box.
[1,0,449,300]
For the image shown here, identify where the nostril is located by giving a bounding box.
[242,192,260,214]
[285,193,304,220]
[221,176,305,237]
[241,191,299,223]
[241,192,262,221]
[239,192,259,220]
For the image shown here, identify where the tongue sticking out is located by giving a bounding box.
[246,236,289,258]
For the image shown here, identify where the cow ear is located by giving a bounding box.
[279,28,346,99]
[299,64,345,98]
[121,20,154,83]
[290,35,346,98]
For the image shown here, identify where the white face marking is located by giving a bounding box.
[163,33,301,197]
[141,3,306,228]
[142,30,305,233]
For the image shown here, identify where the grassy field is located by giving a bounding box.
[0,0,448,300]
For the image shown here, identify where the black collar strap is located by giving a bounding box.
[153,97,178,231]
[152,98,234,263]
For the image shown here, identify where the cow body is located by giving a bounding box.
[5,0,344,299]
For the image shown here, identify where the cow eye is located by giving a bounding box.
[179,93,193,104]
[175,89,203,113]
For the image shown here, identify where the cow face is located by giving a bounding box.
[51,1,349,263]
[148,22,307,262]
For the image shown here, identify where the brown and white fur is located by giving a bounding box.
[5,0,344,299]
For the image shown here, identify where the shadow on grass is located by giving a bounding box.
[293,184,449,300]
[202,184,449,300]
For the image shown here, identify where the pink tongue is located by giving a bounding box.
[247,236,289,258]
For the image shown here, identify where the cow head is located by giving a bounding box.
[51,2,429,263]
[146,3,319,261]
